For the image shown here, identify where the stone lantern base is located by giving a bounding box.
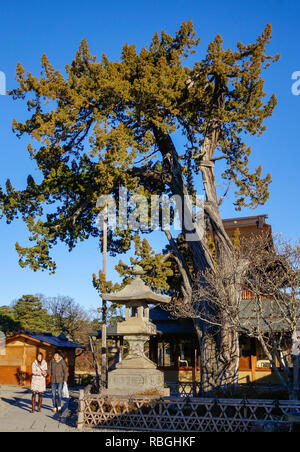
[102,368,170,397]
[101,334,170,397]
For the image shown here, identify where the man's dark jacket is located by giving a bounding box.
[48,358,68,384]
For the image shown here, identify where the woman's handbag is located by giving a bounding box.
[62,382,69,399]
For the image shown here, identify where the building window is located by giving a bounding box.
[178,339,194,367]
[156,339,196,368]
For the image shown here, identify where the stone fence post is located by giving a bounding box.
[77,390,85,430]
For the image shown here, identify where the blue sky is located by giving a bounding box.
[0,0,299,312]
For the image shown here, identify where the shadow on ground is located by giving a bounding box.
[1,391,60,414]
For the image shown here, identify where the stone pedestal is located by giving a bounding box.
[103,368,169,396]
[102,334,170,396]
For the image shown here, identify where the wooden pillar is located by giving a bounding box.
[192,346,197,383]
[21,342,27,373]
[67,350,76,386]
[192,346,197,396]
[293,355,299,399]
[251,340,257,383]
[101,206,108,390]
[250,355,256,383]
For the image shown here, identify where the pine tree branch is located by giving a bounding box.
[162,228,193,302]
[130,167,172,186]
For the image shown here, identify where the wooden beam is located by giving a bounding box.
[21,341,27,373]
[251,355,256,383]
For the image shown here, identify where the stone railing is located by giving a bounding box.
[77,391,300,432]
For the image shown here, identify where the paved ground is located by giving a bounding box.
[0,386,77,432]
[0,386,137,432]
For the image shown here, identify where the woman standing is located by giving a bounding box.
[31,352,48,413]
[48,351,68,413]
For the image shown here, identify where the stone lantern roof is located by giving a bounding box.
[101,265,171,305]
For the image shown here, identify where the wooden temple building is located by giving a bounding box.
[0,331,85,386]
[148,214,278,385]
[148,305,284,385]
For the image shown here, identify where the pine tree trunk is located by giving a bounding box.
[219,322,240,389]
[153,127,241,393]
[199,133,242,393]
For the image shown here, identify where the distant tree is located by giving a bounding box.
[0,305,21,336]
[106,304,124,325]
[43,295,89,339]
[12,295,52,332]
[41,294,103,372]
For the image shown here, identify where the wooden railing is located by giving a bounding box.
[241,288,271,300]
[242,288,255,300]
[77,391,300,432]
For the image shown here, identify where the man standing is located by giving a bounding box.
[48,351,68,413]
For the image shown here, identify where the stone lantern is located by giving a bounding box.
[101,265,170,396]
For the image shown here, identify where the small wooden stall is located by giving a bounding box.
[0,331,84,386]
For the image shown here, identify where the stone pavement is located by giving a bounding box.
[0,386,76,432]
[0,386,136,432]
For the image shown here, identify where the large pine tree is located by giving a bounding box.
[13,295,52,332]
[0,21,279,390]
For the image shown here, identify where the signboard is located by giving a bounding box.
[0,331,5,356]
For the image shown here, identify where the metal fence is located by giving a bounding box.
[77,391,300,432]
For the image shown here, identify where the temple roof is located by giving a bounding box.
[7,331,85,349]
[149,306,194,335]
[150,301,300,335]
[222,214,273,246]
[223,214,269,230]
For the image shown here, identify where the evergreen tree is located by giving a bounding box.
[13,295,53,332]
[0,305,21,336]
[0,21,279,390]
